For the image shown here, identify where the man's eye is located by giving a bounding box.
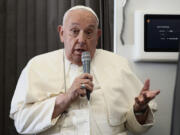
[86,30,93,35]
[71,29,79,34]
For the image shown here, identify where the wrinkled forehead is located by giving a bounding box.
[63,9,98,28]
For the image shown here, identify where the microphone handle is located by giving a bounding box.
[86,90,90,100]
[83,61,91,100]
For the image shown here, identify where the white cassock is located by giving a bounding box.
[10,49,157,135]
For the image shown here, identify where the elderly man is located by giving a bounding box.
[10,5,160,135]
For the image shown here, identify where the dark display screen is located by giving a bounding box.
[144,14,180,52]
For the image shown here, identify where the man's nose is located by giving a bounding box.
[77,31,87,43]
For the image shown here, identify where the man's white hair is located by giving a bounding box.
[63,5,99,26]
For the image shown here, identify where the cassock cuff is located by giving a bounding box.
[125,105,155,134]
[37,96,61,132]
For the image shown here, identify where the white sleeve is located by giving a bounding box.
[122,59,157,134]
[10,63,60,134]
[13,96,60,134]
[125,105,155,134]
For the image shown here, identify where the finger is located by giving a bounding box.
[135,96,145,105]
[78,89,86,97]
[80,83,93,92]
[144,90,160,100]
[79,73,93,81]
[134,97,148,110]
[80,79,94,88]
[141,90,160,105]
[135,97,141,105]
[142,92,151,104]
[155,90,160,95]
[141,79,150,92]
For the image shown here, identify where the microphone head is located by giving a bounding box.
[81,51,91,63]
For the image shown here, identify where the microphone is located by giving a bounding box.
[81,51,91,100]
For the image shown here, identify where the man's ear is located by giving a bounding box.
[95,29,102,47]
[58,25,64,42]
[97,29,102,39]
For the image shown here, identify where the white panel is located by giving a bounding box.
[133,11,179,62]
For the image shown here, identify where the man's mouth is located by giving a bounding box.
[74,49,86,55]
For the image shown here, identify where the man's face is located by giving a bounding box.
[58,9,101,66]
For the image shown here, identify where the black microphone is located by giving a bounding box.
[81,51,91,100]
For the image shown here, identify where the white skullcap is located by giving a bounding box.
[63,5,99,26]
